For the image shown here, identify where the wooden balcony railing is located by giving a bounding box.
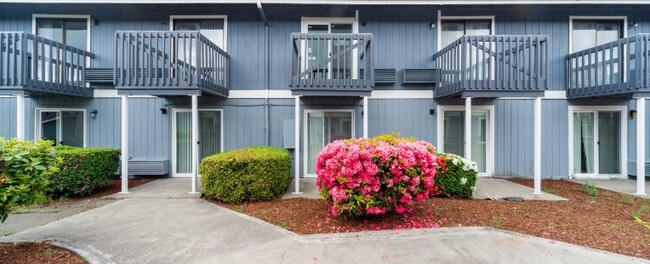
[290,33,373,96]
[433,35,548,98]
[114,31,229,96]
[0,32,94,97]
[567,34,650,99]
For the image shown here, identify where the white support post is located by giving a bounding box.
[191,95,199,194]
[363,96,369,138]
[293,96,302,194]
[120,95,129,194]
[636,98,647,196]
[533,97,542,195]
[16,95,25,140]
[464,97,472,161]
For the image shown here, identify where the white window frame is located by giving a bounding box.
[171,108,224,178]
[169,15,228,51]
[436,12,496,51]
[34,108,87,147]
[568,105,628,179]
[436,104,495,177]
[303,109,356,178]
[301,16,360,80]
[32,14,92,68]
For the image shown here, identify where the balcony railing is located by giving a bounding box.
[433,35,548,98]
[115,31,229,97]
[0,32,94,97]
[567,34,650,99]
[290,33,374,96]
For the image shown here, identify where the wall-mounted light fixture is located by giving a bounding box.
[429,109,436,115]
[361,21,367,27]
[630,109,638,119]
[90,109,98,118]
[630,21,639,28]
[160,108,167,115]
[92,19,99,26]
[429,22,436,29]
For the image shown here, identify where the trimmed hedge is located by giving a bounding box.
[200,146,291,204]
[435,153,478,199]
[48,146,120,197]
[0,138,59,222]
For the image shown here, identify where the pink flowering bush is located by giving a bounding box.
[315,134,439,217]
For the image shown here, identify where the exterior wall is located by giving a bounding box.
[0,97,17,139]
[627,98,650,176]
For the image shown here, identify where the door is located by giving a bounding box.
[305,110,354,176]
[39,110,84,147]
[572,110,623,177]
[173,109,222,177]
[571,19,624,86]
[441,108,491,175]
[302,19,355,80]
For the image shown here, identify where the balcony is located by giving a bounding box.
[567,34,650,99]
[114,31,229,97]
[290,33,374,96]
[0,32,94,97]
[433,35,548,98]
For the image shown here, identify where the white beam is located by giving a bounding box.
[363,96,369,138]
[293,96,302,194]
[464,97,472,161]
[16,95,25,140]
[533,97,542,195]
[191,95,199,194]
[636,97,647,195]
[120,95,129,194]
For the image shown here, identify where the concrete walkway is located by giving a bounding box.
[568,179,649,198]
[284,178,567,201]
[2,178,646,264]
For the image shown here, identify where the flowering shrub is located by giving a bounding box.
[434,153,478,198]
[315,135,439,217]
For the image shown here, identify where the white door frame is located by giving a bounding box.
[568,105,628,179]
[34,108,87,147]
[301,17,359,80]
[436,104,495,177]
[171,108,224,177]
[303,109,355,178]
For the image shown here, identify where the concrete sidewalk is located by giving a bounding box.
[569,179,649,198]
[2,178,646,264]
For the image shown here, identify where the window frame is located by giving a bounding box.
[169,15,228,52]
[436,13,495,51]
[32,14,92,52]
[171,108,224,178]
[568,16,627,53]
[34,108,87,148]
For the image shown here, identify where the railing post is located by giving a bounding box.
[20,33,28,86]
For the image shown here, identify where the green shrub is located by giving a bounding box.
[435,153,478,198]
[48,146,120,197]
[582,181,598,197]
[200,146,291,204]
[0,138,60,222]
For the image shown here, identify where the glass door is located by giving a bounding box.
[39,110,84,147]
[572,111,622,177]
[442,110,489,174]
[303,21,354,80]
[306,111,353,176]
[174,110,222,176]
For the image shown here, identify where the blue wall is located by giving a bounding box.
[0,97,16,139]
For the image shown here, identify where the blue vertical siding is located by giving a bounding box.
[0,97,17,139]
[368,99,437,143]
[494,100,534,178]
[541,100,569,178]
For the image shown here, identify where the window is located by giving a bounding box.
[571,19,623,52]
[173,18,226,50]
[37,109,85,147]
[440,19,492,49]
[301,18,358,80]
[173,109,222,177]
[305,110,354,176]
[35,17,88,50]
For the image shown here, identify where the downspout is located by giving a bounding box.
[257,0,271,146]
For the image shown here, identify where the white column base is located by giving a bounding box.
[120,95,129,194]
[635,97,647,196]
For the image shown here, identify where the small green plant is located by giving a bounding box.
[279,221,290,229]
[543,188,556,195]
[632,204,650,219]
[633,216,650,232]
[44,247,53,258]
[620,195,635,206]
[490,214,505,229]
[582,181,598,197]
[519,205,533,213]
[260,209,268,215]
[235,206,244,213]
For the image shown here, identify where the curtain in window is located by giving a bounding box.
[573,112,595,174]
[307,112,324,175]
[176,112,192,174]
[471,112,487,173]
[200,111,222,161]
[443,111,465,157]
[598,112,621,174]
[61,111,83,147]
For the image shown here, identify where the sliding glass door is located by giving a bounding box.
[306,111,353,176]
[573,110,622,177]
[174,110,222,176]
[442,109,491,174]
[39,110,84,147]
[303,19,355,80]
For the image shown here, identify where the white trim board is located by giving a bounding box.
[567,105,628,180]
[169,15,228,51]
[436,104,496,177]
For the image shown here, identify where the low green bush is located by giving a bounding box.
[48,146,120,197]
[435,153,478,199]
[200,146,291,204]
[0,138,59,222]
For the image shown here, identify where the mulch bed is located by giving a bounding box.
[70,178,156,200]
[214,179,650,260]
[0,241,86,264]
